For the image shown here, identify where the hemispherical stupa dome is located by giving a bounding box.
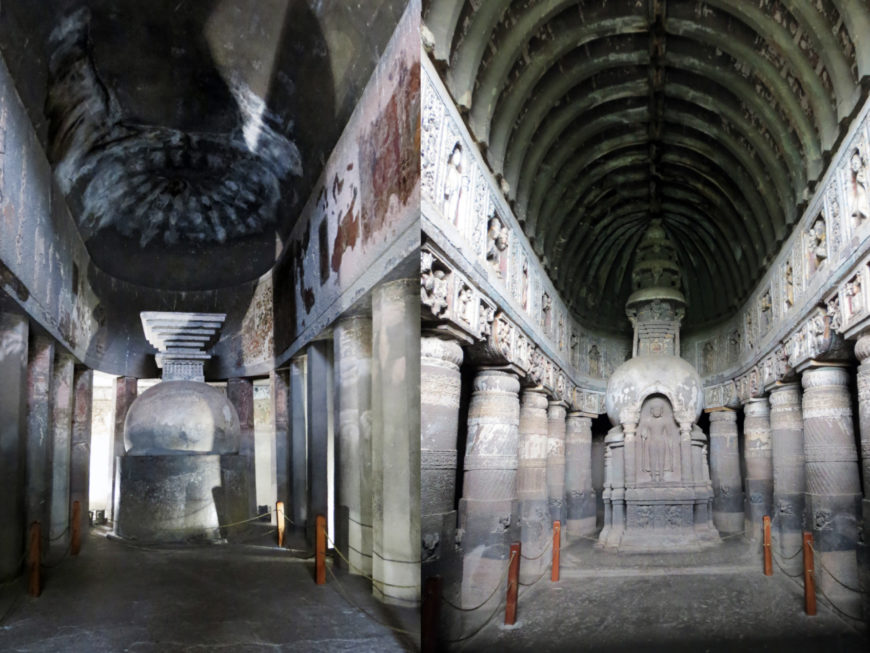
[605,355,703,427]
[124,381,240,455]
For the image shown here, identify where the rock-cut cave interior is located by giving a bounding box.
[1,0,870,651]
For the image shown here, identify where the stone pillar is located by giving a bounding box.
[459,369,520,608]
[768,383,805,570]
[306,341,330,548]
[0,312,28,579]
[48,353,75,554]
[371,278,420,606]
[565,413,595,537]
[546,401,567,541]
[517,388,550,583]
[708,410,743,534]
[70,368,93,553]
[334,316,374,575]
[108,376,137,523]
[26,335,54,552]
[855,334,870,618]
[227,378,256,515]
[743,398,773,544]
[802,365,862,617]
[420,335,463,580]
[856,335,870,518]
[270,369,290,523]
[288,357,307,527]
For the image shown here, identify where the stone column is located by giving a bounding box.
[70,368,93,553]
[371,278,420,606]
[565,413,595,537]
[518,388,550,583]
[334,316,374,575]
[227,378,256,515]
[768,383,805,570]
[802,365,862,617]
[306,341,330,548]
[459,369,520,608]
[708,409,743,534]
[270,370,290,524]
[108,376,137,523]
[26,335,54,552]
[547,401,567,542]
[48,353,75,554]
[743,398,773,544]
[288,357,307,527]
[420,335,463,581]
[0,312,28,579]
[855,334,870,530]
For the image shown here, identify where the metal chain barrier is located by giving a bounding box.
[814,581,867,625]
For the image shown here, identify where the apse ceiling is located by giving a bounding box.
[424,0,870,330]
[0,0,405,290]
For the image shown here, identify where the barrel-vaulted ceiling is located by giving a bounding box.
[424,0,870,330]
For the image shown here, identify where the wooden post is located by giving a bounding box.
[315,514,326,585]
[422,575,442,653]
[551,521,561,582]
[505,542,520,625]
[762,515,772,576]
[803,531,816,616]
[71,500,82,556]
[28,522,40,597]
[276,501,285,547]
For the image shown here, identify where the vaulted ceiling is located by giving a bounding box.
[0,0,405,291]
[424,0,870,330]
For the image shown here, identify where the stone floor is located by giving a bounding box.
[444,536,869,652]
[0,526,420,652]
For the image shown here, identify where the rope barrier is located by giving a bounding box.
[814,580,867,625]
[444,588,509,646]
[518,564,550,588]
[324,532,419,590]
[769,534,803,561]
[520,537,552,562]
[807,543,866,595]
[770,550,803,579]
[48,526,70,543]
[325,564,419,638]
[440,551,516,613]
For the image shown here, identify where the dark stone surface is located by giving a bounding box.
[114,454,250,543]
[0,529,419,651]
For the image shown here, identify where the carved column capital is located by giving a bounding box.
[854,330,870,364]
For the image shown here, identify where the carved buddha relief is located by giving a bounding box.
[638,394,679,483]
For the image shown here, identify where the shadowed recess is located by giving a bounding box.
[424,0,870,330]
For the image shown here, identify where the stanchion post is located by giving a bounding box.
[277,501,285,547]
[505,542,521,625]
[28,522,41,597]
[71,500,82,556]
[315,514,326,585]
[422,575,442,653]
[762,515,772,576]
[551,521,561,582]
[803,531,816,616]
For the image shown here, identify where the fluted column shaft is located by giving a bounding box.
[709,410,743,533]
[565,413,595,537]
[26,335,55,552]
[769,383,805,570]
[334,316,374,576]
[70,368,93,555]
[371,278,420,606]
[459,369,520,608]
[743,398,773,543]
[546,401,567,534]
[518,388,550,582]
[802,366,862,617]
[420,335,463,580]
